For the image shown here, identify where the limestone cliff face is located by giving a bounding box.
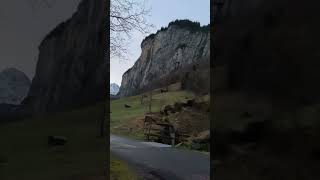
[213,0,320,132]
[214,0,320,98]
[23,0,106,113]
[119,20,210,97]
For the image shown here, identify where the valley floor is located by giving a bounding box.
[0,103,107,180]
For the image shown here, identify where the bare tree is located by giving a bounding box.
[110,0,153,59]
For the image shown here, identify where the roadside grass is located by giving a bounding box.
[110,155,138,180]
[110,90,195,139]
[175,142,210,154]
[0,103,107,180]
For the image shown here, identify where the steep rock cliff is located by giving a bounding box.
[213,0,320,132]
[213,1,320,179]
[23,0,106,113]
[214,0,320,102]
[119,20,210,97]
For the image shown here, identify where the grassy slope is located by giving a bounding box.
[110,90,195,139]
[0,103,107,180]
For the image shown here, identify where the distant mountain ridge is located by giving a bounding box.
[110,83,120,95]
[0,68,31,105]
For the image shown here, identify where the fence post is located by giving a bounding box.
[170,126,175,147]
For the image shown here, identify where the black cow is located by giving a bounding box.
[48,136,67,146]
[160,89,168,93]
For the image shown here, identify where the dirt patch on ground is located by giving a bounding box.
[112,116,146,136]
[128,117,145,130]
[169,109,209,137]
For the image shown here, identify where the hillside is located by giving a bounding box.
[111,89,195,138]
[118,20,210,97]
[0,103,107,179]
[111,84,210,151]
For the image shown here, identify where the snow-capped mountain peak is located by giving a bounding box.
[110,83,120,95]
[0,68,31,105]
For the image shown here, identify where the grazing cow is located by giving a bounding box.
[48,136,67,146]
[160,89,168,93]
[124,104,131,108]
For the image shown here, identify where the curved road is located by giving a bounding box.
[110,135,210,180]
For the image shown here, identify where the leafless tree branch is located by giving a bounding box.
[110,0,153,59]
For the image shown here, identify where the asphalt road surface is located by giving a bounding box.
[110,135,210,180]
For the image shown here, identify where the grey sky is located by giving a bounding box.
[0,0,81,79]
[110,0,210,85]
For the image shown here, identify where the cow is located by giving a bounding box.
[160,89,168,93]
[48,136,67,146]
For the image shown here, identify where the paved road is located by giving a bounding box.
[110,135,210,180]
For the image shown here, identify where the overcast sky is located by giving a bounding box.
[0,0,81,79]
[0,0,210,85]
[110,0,210,85]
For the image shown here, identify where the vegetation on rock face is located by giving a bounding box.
[168,19,206,33]
[141,19,210,45]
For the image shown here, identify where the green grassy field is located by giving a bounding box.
[110,90,195,139]
[110,155,137,180]
[0,103,108,180]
